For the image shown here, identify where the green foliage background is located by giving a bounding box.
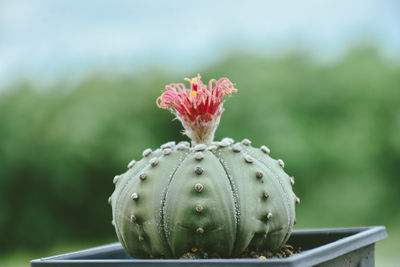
[0,47,399,257]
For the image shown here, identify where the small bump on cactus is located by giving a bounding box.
[194,152,204,161]
[142,148,152,157]
[195,204,203,212]
[127,160,136,169]
[194,166,203,175]
[139,173,147,181]
[113,175,120,184]
[110,75,298,258]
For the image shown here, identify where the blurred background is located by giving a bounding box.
[1,0,399,266]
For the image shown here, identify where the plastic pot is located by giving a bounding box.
[31,226,387,267]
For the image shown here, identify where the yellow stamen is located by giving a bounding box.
[190,91,197,97]
[184,74,202,86]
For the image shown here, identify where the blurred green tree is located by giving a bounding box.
[0,47,399,253]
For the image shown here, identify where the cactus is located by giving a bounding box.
[109,75,299,258]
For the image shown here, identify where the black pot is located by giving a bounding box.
[31,226,386,267]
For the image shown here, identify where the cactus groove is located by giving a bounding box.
[110,139,298,258]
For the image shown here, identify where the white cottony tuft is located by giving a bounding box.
[194,144,207,151]
[260,145,270,154]
[241,138,251,146]
[278,159,285,168]
[161,141,176,149]
[143,148,152,157]
[127,160,136,169]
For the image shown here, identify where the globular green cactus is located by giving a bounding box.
[109,75,299,258]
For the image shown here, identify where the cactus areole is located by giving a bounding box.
[110,75,299,258]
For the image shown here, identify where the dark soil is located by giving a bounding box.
[180,244,301,259]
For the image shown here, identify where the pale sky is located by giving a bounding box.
[0,0,399,87]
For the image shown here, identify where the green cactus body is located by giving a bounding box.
[110,139,298,258]
[110,75,298,258]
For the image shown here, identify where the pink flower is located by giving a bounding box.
[157,74,237,145]
[157,74,237,122]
